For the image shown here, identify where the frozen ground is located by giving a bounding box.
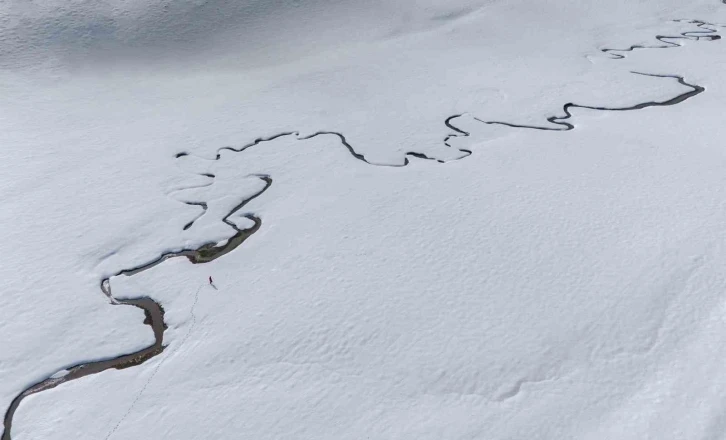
[3,0,726,439]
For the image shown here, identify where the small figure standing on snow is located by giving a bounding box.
[209,276,217,290]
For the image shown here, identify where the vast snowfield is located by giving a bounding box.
[3,0,726,438]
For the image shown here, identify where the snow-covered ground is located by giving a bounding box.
[3,0,726,439]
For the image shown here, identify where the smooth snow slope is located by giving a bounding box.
[3,0,726,439]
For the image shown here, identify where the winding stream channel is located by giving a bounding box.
[2,18,723,440]
[1,177,273,440]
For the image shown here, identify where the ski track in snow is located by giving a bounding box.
[103,284,205,440]
[2,16,724,440]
